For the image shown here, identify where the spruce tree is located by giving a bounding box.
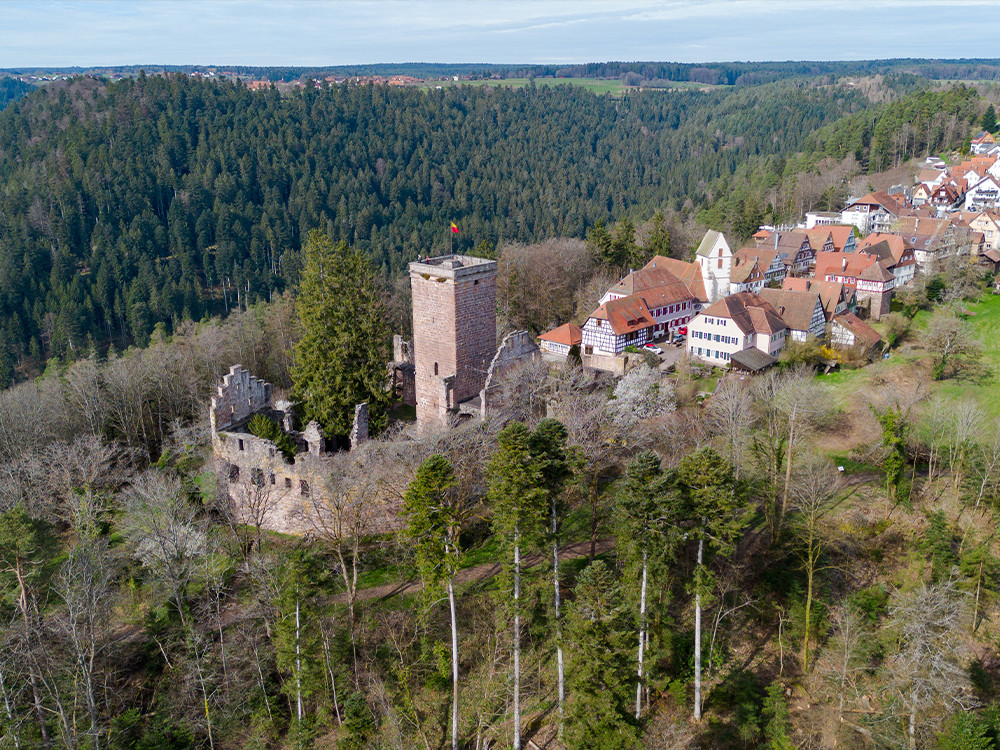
[674,448,752,721]
[291,230,391,440]
[981,104,997,134]
[564,560,640,750]
[529,419,572,732]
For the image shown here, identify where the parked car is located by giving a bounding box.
[643,343,663,355]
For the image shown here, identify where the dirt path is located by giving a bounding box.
[339,538,616,604]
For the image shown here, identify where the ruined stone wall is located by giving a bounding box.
[480,330,540,416]
[213,429,400,537]
[211,366,398,537]
[211,365,272,431]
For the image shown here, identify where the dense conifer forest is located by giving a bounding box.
[0,71,986,383]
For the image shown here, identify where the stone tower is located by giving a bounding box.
[409,254,497,430]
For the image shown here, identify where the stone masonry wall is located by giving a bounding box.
[211,365,272,431]
[409,255,497,431]
[211,366,399,537]
[213,429,401,537]
[480,330,540,416]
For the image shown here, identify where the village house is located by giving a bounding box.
[856,233,917,287]
[894,216,977,269]
[805,225,857,253]
[831,312,884,354]
[757,288,826,342]
[734,247,787,285]
[930,182,963,208]
[581,295,656,356]
[912,183,933,207]
[964,175,1000,212]
[972,130,998,155]
[805,211,844,229]
[687,291,788,368]
[781,277,855,321]
[841,192,905,234]
[964,210,1000,250]
[537,323,582,360]
[728,255,767,294]
[754,230,816,272]
[814,248,894,320]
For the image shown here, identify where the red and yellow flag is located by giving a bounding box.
[450,221,460,234]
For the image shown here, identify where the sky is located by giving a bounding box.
[3,0,1000,69]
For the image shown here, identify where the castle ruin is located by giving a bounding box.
[212,253,541,536]
[210,365,400,536]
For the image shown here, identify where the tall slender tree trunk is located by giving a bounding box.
[694,538,704,721]
[15,563,49,749]
[803,542,815,671]
[513,534,521,750]
[295,598,303,724]
[0,663,20,750]
[320,624,341,726]
[781,408,797,526]
[448,577,460,750]
[552,504,565,733]
[635,550,648,720]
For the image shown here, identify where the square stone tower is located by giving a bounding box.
[409,254,497,430]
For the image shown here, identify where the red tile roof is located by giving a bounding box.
[538,323,582,347]
[700,291,787,336]
[590,296,655,336]
[642,255,708,302]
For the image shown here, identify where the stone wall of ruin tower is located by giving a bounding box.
[409,254,497,430]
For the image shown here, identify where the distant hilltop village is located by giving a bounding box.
[7,68,469,90]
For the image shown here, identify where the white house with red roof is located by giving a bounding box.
[537,323,582,359]
[687,291,788,368]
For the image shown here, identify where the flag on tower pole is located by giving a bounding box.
[450,221,460,234]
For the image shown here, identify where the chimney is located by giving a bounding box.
[778,305,785,316]
[842,257,848,271]
[805,279,811,290]
[773,234,779,250]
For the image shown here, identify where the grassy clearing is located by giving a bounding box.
[818,293,1000,416]
[934,293,1000,415]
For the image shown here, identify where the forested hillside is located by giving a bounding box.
[0,74,864,376]
[0,73,987,383]
[0,78,32,109]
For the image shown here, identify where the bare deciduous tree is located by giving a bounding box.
[884,582,974,750]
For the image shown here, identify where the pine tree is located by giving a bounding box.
[617,451,676,719]
[529,419,572,732]
[291,230,391,439]
[564,561,640,750]
[486,422,546,750]
[402,455,466,750]
[275,551,324,747]
[674,448,752,720]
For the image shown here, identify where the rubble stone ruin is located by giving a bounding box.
[209,365,398,536]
